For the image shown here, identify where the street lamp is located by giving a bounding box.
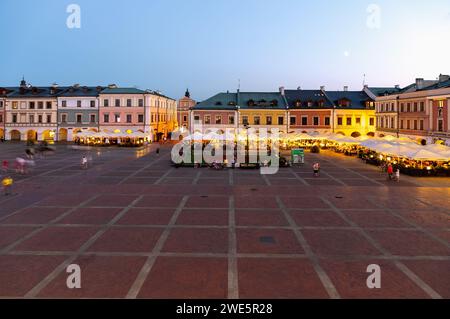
[244,123,251,163]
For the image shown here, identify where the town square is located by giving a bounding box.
[0,0,449,309]
[0,139,448,298]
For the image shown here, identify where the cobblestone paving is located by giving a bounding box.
[0,143,448,299]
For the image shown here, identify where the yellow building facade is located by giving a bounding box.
[333,109,376,137]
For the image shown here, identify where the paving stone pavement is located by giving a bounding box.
[0,143,448,299]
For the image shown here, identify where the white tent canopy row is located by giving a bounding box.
[180,131,450,161]
[74,131,151,139]
[359,140,450,161]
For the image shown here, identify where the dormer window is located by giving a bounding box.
[307,100,313,107]
[215,101,222,106]
[228,101,236,106]
[365,100,374,109]
[318,100,325,107]
[247,99,255,107]
[270,100,278,106]
[338,98,351,107]
[295,100,301,108]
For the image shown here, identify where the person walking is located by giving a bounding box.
[2,176,13,196]
[395,168,400,182]
[387,163,394,180]
[313,162,320,177]
[2,160,8,174]
[81,155,88,170]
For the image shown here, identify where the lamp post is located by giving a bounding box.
[396,96,400,138]
[244,123,251,163]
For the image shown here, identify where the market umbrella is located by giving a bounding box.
[383,145,418,157]
[382,135,397,142]
[405,149,449,161]
[184,132,204,141]
[424,144,450,156]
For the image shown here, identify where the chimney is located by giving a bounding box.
[439,74,450,82]
[343,86,348,92]
[73,83,80,88]
[395,85,400,89]
[108,84,117,89]
[320,86,325,91]
[416,78,425,90]
[297,86,301,90]
[279,86,285,96]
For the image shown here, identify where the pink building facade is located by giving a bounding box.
[375,76,450,144]
[98,87,148,135]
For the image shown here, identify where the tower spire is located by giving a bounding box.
[20,76,26,88]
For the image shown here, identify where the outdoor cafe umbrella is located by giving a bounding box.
[424,144,450,157]
[183,132,204,141]
[405,149,449,161]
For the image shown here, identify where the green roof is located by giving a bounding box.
[194,93,238,110]
[194,92,288,110]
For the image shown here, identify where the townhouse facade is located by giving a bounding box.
[148,91,178,140]
[5,79,62,141]
[57,85,104,141]
[0,87,13,140]
[98,86,148,135]
[374,75,450,144]
[285,89,333,133]
[238,92,288,133]
[324,89,376,137]
[190,86,376,137]
[1,79,178,142]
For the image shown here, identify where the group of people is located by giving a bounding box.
[385,163,401,182]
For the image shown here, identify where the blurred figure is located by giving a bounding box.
[395,169,400,182]
[387,163,394,180]
[25,147,35,159]
[2,176,13,195]
[15,158,26,174]
[313,162,320,177]
[2,160,8,173]
[81,155,88,169]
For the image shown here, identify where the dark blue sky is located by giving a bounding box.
[1,0,449,100]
